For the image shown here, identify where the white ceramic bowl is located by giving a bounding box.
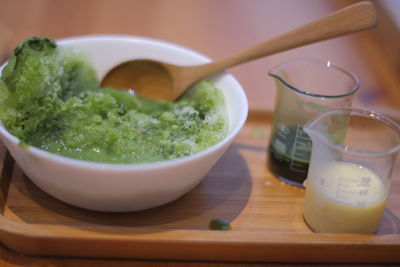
[0,35,248,212]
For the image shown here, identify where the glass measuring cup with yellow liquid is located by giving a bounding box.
[303,107,400,234]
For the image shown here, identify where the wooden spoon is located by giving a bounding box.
[101,1,378,101]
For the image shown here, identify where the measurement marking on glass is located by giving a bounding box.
[290,125,311,172]
[335,176,372,202]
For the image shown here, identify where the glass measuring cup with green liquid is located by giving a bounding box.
[267,59,359,186]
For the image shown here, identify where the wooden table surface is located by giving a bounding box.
[0,0,399,266]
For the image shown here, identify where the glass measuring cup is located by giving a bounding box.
[303,107,400,234]
[267,59,359,186]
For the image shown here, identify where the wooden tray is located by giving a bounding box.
[0,111,399,263]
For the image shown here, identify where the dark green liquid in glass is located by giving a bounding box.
[267,125,312,186]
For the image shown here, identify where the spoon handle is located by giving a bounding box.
[181,1,377,87]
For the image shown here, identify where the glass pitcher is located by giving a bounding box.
[267,59,359,186]
[303,107,400,234]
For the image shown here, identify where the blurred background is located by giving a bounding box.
[0,0,399,115]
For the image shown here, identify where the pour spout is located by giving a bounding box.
[304,107,400,157]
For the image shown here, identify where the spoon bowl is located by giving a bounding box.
[101,59,174,100]
[101,1,378,101]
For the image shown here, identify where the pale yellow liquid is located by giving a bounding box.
[304,161,387,234]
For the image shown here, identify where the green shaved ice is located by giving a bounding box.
[0,37,228,163]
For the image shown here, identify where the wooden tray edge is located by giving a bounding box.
[0,199,399,263]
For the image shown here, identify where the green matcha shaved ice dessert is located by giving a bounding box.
[0,37,228,163]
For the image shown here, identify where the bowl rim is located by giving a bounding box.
[0,34,248,171]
